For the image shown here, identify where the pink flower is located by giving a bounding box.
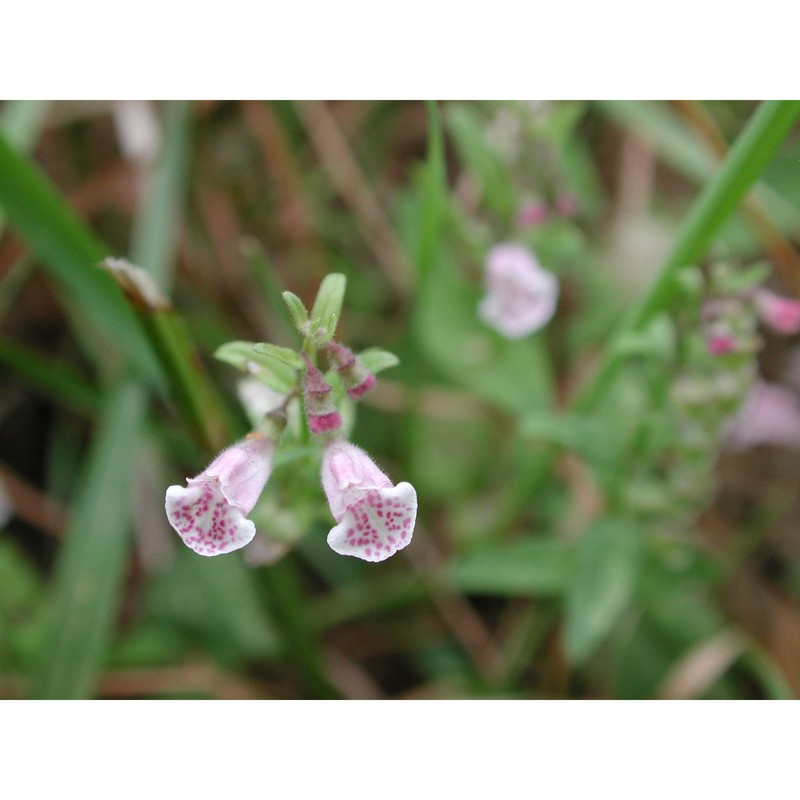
[755,289,800,335]
[478,244,559,339]
[321,441,417,563]
[725,381,800,451]
[707,334,737,355]
[554,194,579,218]
[517,201,549,228]
[165,433,274,556]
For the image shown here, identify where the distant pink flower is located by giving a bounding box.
[478,244,559,339]
[321,441,417,563]
[517,201,549,228]
[165,434,274,556]
[707,334,737,355]
[725,381,800,451]
[755,289,800,335]
[554,194,579,218]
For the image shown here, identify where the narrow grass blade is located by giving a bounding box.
[599,100,798,231]
[0,254,35,323]
[0,337,100,415]
[34,379,146,698]
[0,100,48,235]
[416,100,447,286]
[129,101,191,288]
[580,100,800,411]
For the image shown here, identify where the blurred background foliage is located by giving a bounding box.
[1,99,800,699]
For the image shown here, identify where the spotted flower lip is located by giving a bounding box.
[478,243,559,339]
[165,433,274,556]
[321,441,417,563]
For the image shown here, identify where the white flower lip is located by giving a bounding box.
[326,482,418,563]
[321,441,417,562]
[164,435,274,557]
[165,481,257,556]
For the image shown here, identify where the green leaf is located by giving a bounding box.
[253,342,304,369]
[564,518,643,664]
[282,290,310,333]
[612,314,676,362]
[309,273,346,341]
[452,538,575,596]
[357,347,400,375]
[520,412,613,463]
[715,261,771,294]
[214,340,297,392]
[33,379,147,698]
[145,549,280,663]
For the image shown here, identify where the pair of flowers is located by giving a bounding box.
[165,437,417,563]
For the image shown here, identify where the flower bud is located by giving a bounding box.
[554,194,579,218]
[517,200,549,228]
[707,334,737,356]
[325,341,377,400]
[302,355,342,434]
